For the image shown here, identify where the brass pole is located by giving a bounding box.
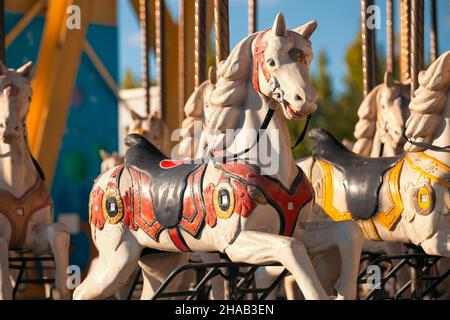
[178,0,186,126]
[400,0,411,82]
[361,0,376,96]
[139,0,151,116]
[430,0,438,63]
[248,0,257,35]
[0,0,5,63]
[195,0,207,88]
[156,0,166,120]
[386,0,394,74]
[410,0,424,98]
[214,0,230,67]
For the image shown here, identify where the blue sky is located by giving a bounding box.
[119,0,450,94]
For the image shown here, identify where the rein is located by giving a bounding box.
[214,30,311,162]
[402,131,450,153]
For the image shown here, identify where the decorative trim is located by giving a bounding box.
[213,181,235,220]
[373,160,404,230]
[317,160,353,222]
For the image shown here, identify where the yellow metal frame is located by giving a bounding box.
[27,0,93,187]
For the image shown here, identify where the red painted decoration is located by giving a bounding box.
[203,183,217,227]
[89,187,105,230]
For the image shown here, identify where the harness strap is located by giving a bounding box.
[252,30,270,94]
[403,131,450,153]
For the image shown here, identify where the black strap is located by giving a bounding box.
[212,105,311,163]
[291,114,312,150]
[403,131,450,153]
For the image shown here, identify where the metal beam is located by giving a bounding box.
[27,0,93,187]
[5,0,45,48]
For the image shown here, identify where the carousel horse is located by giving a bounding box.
[0,61,70,300]
[352,72,411,296]
[296,50,450,295]
[99,109,170,173]
[74,14,364,301]
[129,109,171,156]
[177,66,217,160]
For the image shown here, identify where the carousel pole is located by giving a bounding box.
[410,0,424,98]
[361,0,376,96]
[139,0,151,116]
[195,0,207,88]
[248,0,257,35]
[386,0,394,74]
[156,0,166,120]
[214,0,230,67]
[430,0,438,63]
[178,0,186,126]
[409,0,425,299]
[400,0,411,82]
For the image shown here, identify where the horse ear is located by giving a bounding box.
[130,109,145,121]
[217,33,256,81]
[0,60,7,75]
[293,20,318,39]
[99,149,110,160]
[208,66,217,84]
[272,13,287,37]
[17,61,34,80]
[384,71,394,88]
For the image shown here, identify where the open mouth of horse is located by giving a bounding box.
[284,100,307,119]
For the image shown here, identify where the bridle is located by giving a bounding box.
[214,30,312,162]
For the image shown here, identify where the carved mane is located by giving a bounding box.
[404,50,450,152]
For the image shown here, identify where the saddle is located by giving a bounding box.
[309,128,402,220]
[124,134,201,228]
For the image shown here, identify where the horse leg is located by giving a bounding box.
[254,266,285,300]
[224,231,329,300]
[138,252,189,300]
[0,237,13,300]
[297,221,364,299]
[33,223,70,300]
[73,226,142,300]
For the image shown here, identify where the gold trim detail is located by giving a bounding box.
[102,188,124,224]
[405,153,450,188]
[317,160,353,222]
[373,160,404,230]
[213,182,235,220]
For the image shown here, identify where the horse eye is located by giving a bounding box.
[289,48,306,64]
[266,59,276,67]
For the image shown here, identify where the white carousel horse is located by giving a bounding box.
[353,71,411,158]
[0,61,70,300]
[352,71,412,296]
[99,110,170,173]
[129,109,171,156]
[296,50,450,295]
[73,14,364,301]
[177,66,217,160]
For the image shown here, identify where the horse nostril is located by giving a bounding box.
[295,94,303,101]
[14,125,19,131]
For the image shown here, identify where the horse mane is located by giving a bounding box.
[352,85,382,156]
[207,33,259,132]
[404,50,450,152]
[181,80,211,134]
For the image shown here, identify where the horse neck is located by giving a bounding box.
[424,92,450,166]
[230,84,298,188]
[0,135,37,196]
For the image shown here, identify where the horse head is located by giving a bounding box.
[377,71,410,152]
[255,13,318,119]
[353,72,410,156]
[0,61,34,144]
[210,13,318,125]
